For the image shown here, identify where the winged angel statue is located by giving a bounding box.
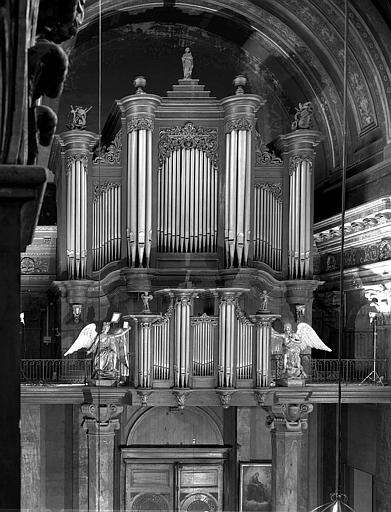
[272,322,331,379]
[64,320,130,382]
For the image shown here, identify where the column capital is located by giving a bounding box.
[221,95,265,133]
[58,130,99,153]
[81,402,123,434]
[265,402,313,433]
[116,94,161,129]
[274,130,322,155]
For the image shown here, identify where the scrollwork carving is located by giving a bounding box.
[255,131,283,166]
[225,117,254,133]
[93,130,122,165]
[159,122,218,169]
[288,155,313,175]
[93,182,120,201]
[127,117,154,133]
[255,183,283,203]
[65,153,88,174]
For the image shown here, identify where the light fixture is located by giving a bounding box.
[72,303,82,323]
[310,0,356,511]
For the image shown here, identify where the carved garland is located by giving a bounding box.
[127,117,154,133]
[158,122,218,169]
[288,154,313,175]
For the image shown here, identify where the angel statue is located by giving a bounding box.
[64,315,131,383]
[272,322,331,379]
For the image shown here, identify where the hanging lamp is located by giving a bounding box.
[310,0,355,511]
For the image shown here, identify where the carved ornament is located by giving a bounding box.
[21,256,49,274]
[216,389,236,409]
[93,130,122,165]
[288,154,313,175]
[191,313,218,326]
[137,389,153,407]
[93,181,120,201]
[255,182,283,203]
[255,131,283,166]
[81,402,123,430]
[225,117,254,133]
[265,402,313,432]
[127,117,154,133]
[173,390,191,410]
[65,153,88,174]
[291,101,314,130]
[159,122,218,169]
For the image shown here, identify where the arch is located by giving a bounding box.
[126,406,224,446]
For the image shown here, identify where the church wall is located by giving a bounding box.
[375,404,391,512]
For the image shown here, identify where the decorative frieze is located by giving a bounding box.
[127,117,154,133]
[225,117,254,133]
[158,122,218,169]
[320,237,391,272]
[20,256,49,274]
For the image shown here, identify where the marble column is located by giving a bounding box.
[81,403,123,512]
[265,402,313,512]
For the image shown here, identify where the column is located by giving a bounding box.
[21,404,42,511]
[81,403,123,512]
[117,89,161,267]
[251,314,280,387]
[56,131,98,279]
[274,130,321,279]
[265,402,313,512]
[0,166,47,510]
[172,291,196,388]
[221,89,264,267]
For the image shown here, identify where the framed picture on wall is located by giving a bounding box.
[239,462,272,512]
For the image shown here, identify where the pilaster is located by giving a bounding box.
[81,402,123,512]
[265,402,313,512]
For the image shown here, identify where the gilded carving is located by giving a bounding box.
[159,122,218,169]
[127,117,154,133]
[225,117,254,133]
[93,130,122,165]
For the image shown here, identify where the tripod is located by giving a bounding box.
[360,312,384,386]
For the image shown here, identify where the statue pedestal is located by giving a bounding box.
[89,379,118,387]
[277,377,306,387]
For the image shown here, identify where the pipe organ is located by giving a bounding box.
[253,183,283,271]
[92,182,121,270]
[53,76,320,280]
[129,288,278,390]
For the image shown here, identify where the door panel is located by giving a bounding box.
[125,463,174,511]
[177,464,223,511]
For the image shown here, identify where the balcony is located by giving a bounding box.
[20,357,388,386]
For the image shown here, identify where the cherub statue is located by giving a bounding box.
[259,290,270,312]
[291,101,314,130]
[64,315,130,382]
[182,47,193,79]
[272,322,331,379]
[67,105,92,130]
[141,291,153,313]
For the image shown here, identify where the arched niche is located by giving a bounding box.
[126,406,224,446]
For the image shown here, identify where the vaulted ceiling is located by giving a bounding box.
[49,0,391,221]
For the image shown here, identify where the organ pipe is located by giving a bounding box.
[253,184,283,270]
[157,148,217,253]
[92,183,121,271]
[66,154,88,279]
[289,158,312,278]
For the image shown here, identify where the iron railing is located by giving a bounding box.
[20,359,92,384]
[20,357,388,385]
[271,355,388,384]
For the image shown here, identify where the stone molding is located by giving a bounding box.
[265,402,314,432]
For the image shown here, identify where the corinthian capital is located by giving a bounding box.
[81,402,123,432]
[265,402,313,432]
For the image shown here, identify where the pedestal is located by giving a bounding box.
[265,402,313,512]
[81,403,123,512]
[0,165,47,510]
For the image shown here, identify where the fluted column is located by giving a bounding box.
[251,313,281,387]
[117,93,161,267]
[275,130,321,279]
[265,402,313,512]
[57,131,98,279]
[81,403,123,512]
[221,93,264,267]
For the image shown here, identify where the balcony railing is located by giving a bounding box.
[271,355,388,384]
[21,359,92,385]
[20,357,388,386]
